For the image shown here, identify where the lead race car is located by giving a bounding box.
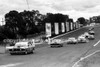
[83,32,95,40]
[6,39,35,55]
[83,32,90,38]
[67,37,78,44]
[77,35,89,43]
[48,39,63,47]
[88,30,95,35]
[87,34,95,40]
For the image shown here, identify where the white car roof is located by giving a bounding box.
[68,37,76,39]
[84,32,89,35]
[78,36,85,38]
[15,42,28,46]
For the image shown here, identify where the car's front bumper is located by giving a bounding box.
[78,40,88,43]
[7,48,27,54]
[67,41,77,44]
[50,43,63,47]
[88,37,95,40]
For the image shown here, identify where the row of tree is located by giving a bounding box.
[0,10,87,41]
[3,10,45,39]
[90,16,100,23]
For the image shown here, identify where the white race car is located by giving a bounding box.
[50,39,63,47]
[89,30,95,35]
[87,35,95,40]
[67,37,78,44]
[84,32,90,38]
[6,39,35,55]
[77,36,89,43]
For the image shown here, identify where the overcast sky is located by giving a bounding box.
[0,0,100,23]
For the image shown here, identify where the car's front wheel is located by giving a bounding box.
[10,53,14,55]
[24,51,28,55]
[60,44,63,47]
[31,48,35,54]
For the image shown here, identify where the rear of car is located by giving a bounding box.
[67,37,78,44]
[77,36,89,43]
[84,32,90,38]
[87,35,95,40]
[89,30,95,35]
[50,39,63,47]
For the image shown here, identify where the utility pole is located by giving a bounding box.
[1,18,5,26]
[26,0,30,10]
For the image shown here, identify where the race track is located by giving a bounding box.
[0,25,100,67]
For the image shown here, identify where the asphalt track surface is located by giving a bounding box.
[0,25,100,67]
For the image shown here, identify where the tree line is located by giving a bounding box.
[0,10,87,41]
[90,16,100,23]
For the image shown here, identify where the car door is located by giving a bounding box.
[28,42,33,51]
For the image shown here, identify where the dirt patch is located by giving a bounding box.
[0,46,5,54]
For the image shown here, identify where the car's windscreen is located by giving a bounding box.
[9,43,15,46]
[15,44,27,47]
